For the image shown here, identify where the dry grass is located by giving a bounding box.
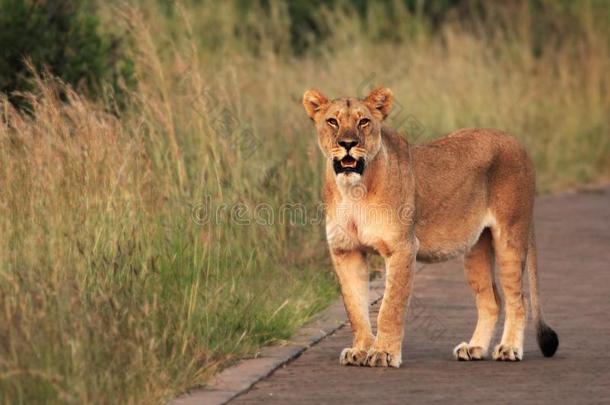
[0,1,608,403]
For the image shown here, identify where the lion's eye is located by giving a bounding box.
[359,118,370,128]
[327,118,338,128]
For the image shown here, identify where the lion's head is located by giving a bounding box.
[302,87,393,183]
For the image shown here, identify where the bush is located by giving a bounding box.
[0,0,133,108]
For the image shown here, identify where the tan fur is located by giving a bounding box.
[303,88,557,367]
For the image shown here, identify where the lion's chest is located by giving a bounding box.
[325,201,392,255]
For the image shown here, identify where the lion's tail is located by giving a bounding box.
[526,226,559,357]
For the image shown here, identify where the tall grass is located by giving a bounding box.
[1,1,608,403]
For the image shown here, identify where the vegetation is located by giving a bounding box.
[0,0,608,403]
[0,0,133,109]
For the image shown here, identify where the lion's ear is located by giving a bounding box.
[302,89,329,120]
[364,87,393,119]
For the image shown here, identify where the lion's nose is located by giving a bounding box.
[338,140,358,151]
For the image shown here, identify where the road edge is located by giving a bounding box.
[169,278,386,405]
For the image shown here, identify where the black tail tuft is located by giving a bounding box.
[537,322,559,357]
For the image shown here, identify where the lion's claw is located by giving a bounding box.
[339,347,368,366]
[453,342,485,361]
[492,344,522,361]
[365,349,401,368]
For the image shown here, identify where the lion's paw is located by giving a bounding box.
[453,342,485,361]
[339,347,368,366]
[364,349,401,368]
[492,344,522,361]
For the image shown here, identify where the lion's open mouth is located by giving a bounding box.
[333,155,365,175]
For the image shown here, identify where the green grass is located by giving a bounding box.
[1,1,609,403]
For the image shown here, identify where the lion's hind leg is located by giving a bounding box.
[454,228,500,361]
[490,220,530,361]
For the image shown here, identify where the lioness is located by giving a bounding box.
[302,87,558,367]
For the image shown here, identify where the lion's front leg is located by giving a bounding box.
[366,244,415,368]
[331,249,374,366]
